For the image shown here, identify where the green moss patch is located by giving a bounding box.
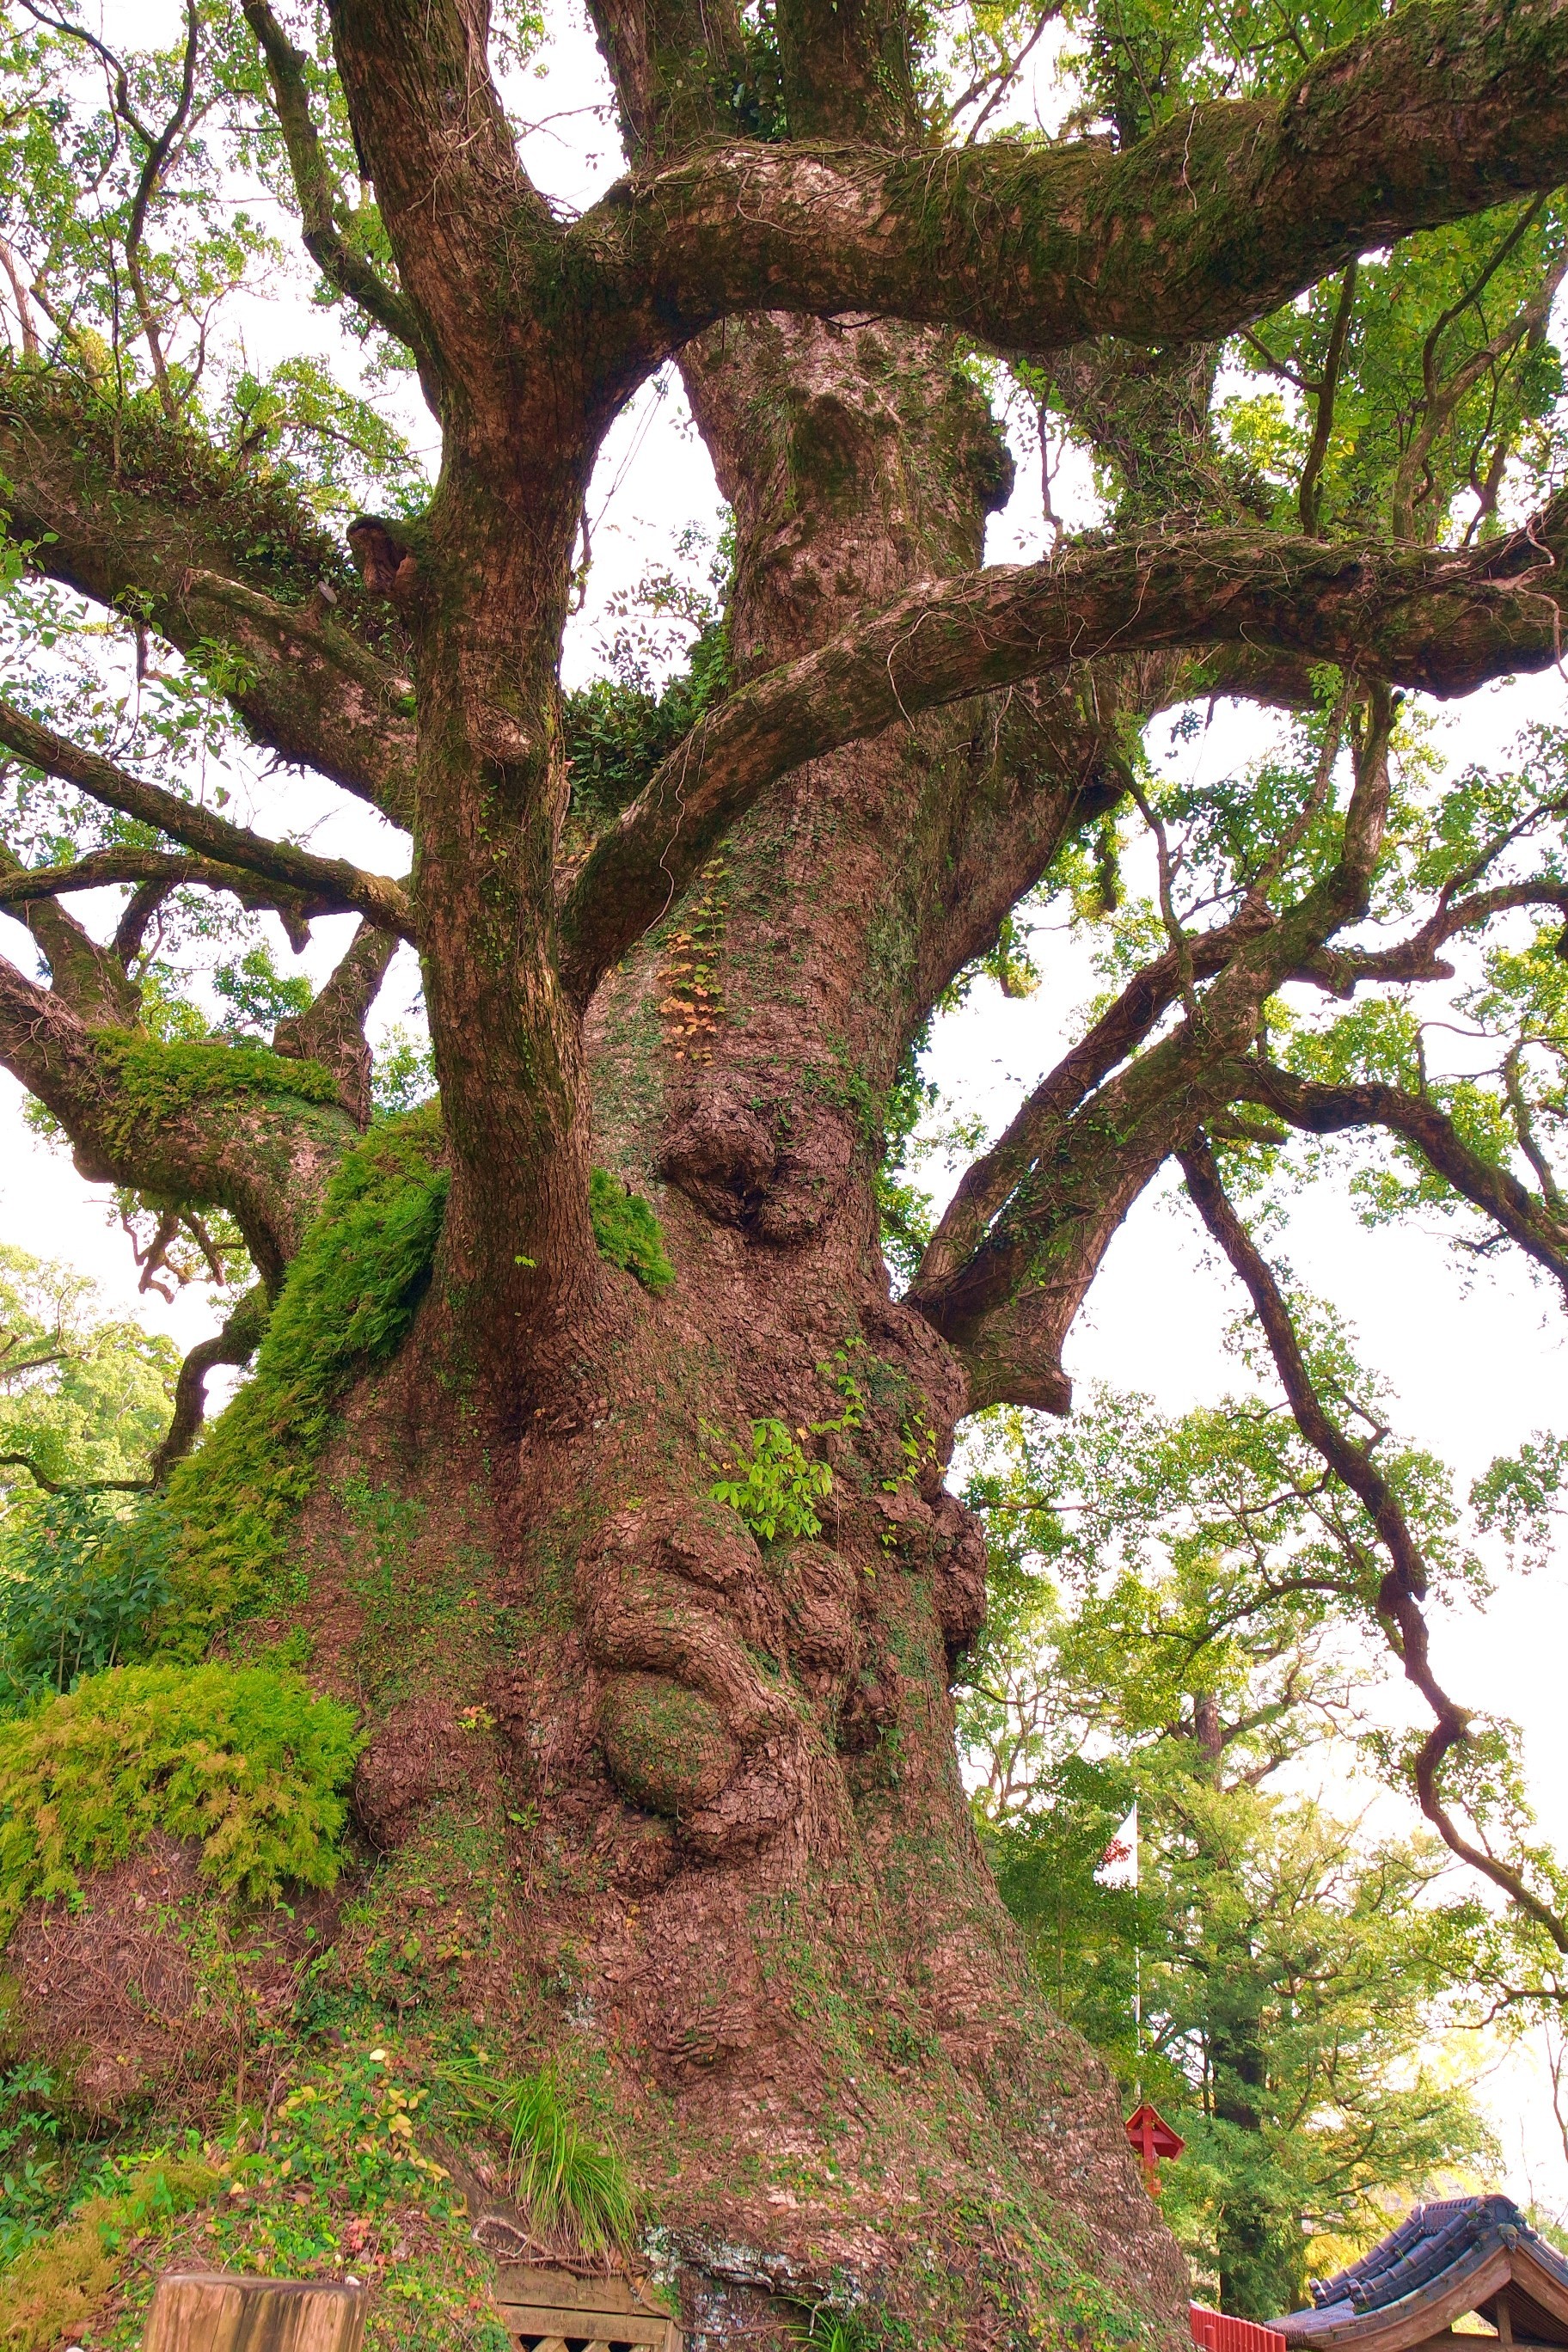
[154,1107,449,1639]
[0,1662,360,1933]
[589,1168,674,1293]
[96,1034,340,1150]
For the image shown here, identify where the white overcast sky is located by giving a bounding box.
[3,0,1567,2212]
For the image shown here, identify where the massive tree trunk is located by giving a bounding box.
[262,308,1192,2340]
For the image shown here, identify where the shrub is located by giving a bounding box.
[0,1493,169,1718]
[0,1662,360,1932]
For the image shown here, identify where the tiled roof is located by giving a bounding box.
[1276,2196,1568,2343]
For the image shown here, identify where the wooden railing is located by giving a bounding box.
[1191,2302,1289,2352]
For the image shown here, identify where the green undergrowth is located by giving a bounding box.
[0,2154,220,2352]
[152,1107,449,1643]
[0,1493,171,1720]
[0,2024,631,2352]
[589,1168,674,1293]
[96,1035,340,1151]
[0,1965,1157,2352]
[0,1662,359,1933]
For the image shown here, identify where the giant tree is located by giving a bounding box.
[2,0,1567,2337]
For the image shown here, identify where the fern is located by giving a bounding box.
[0,1662,360,1930]
[149,1106,449,1640]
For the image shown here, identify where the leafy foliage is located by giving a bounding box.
[874,1027,940,1286]
[0,1248,178,1500]
[708,1417,836,1541]
[0,1660,360,1932]
[563,617,730,850]
[0,1492,169,1718]
[963,1390,1501,2314]
[212,944,314,1038]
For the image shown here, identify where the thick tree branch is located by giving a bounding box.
[1308,878,1568,989]
[0,839,141,1023]
[583,0,1568,370]
[558,503,1562,1001]
[0,845,353,946]
[0,948,358,1285]
[916,904,1275,1294]
[240,0,436,391]
[0,373,419,820]
[328,0,555,413]
[0,700,416,939]
[1179,1128,1568,1956]
[273,916,400,1125]
[1222,1057,1568,1304]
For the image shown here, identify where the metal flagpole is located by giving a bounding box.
[1133,1804,1142,2103]
[1134,1937,1142,2104]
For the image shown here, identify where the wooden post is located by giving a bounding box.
[142,2272,366,2352]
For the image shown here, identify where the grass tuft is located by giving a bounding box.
[438,2062,639,2253]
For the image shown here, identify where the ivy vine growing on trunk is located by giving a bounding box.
[1,0,1567,2338]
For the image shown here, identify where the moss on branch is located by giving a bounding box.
[147,1106,450,1643]
[95,1034,341,1155]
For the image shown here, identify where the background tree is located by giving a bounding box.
[963,1389,1504,2319]
[0,0,1566,2337]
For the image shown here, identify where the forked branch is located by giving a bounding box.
[0,700,416,940]
[0,846,352,942]
[1179,1129,1568,1955]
